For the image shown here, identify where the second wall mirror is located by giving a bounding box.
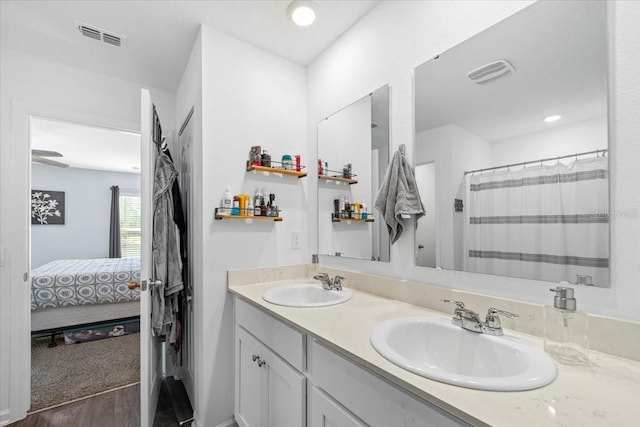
[317,85,391,262]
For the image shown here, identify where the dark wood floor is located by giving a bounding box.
[9,378,194,427]
[8,383,140,427]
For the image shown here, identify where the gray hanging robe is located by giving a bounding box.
[152,150,184,336]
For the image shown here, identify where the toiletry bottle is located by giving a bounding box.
[333,199,340,219]
[237,194,249,217]
[232,196,240,216]
[282,154,293,170]
[295,155,301,172]
[261,150,271,167]
[247,198,254,217]
[361,199,368,219]
[318,159,323,175]
[544,284,589,365]
[339,196,345,217]
[268,194,276,216]
[254,188,263,216]
[222,187,233,214]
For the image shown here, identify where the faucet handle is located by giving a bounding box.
[441,299,465,309]
[487,308,519,319]
[313,272,329,281]
[332,275,345,289]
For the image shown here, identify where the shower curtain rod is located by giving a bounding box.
[464,148,608,175]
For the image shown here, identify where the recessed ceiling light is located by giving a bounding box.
[544,114,562,123]
[287,1,316,27]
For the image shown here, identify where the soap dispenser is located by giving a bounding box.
[544,283,589,366]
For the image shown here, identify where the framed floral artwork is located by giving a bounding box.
[31,190,65,225]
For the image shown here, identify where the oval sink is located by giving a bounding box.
[370,316,556,391]
[262,283,352,308]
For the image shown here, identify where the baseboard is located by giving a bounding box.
[1,408,13,427]
[190,411,235,427]
[214,417,237,427]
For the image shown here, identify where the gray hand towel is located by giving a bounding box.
[374,150,425,244]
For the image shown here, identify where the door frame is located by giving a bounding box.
[177,107,196,405]
[3,99,140,425]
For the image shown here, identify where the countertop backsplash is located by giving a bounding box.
[228,264,640,362]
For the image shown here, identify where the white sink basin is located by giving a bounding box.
[262,283,352,308]
[370,316,556,391]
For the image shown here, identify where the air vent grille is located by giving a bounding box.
[467,60,514,85]
[75,20,126,48]
[79,25,101,41]
[102,33,122,47]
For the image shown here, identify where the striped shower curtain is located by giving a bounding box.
[463,156,609,286]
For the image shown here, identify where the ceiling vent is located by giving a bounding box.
[75,20,126,47]
[467,59,514,84]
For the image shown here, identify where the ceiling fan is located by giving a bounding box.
[31,149,69,168]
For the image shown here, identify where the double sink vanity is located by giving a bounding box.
[229,265,640,427]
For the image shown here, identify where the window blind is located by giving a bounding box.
[119,194,141,257]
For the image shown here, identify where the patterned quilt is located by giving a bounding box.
[31,257,141,310]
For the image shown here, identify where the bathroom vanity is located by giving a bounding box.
[228,266,640,427]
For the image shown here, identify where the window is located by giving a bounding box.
[119,193,141,257]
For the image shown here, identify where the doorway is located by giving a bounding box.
[28,117,142,412]
[415,162,437,268]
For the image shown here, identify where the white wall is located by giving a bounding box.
[0,47,175,424]
[175,27,203,420]
[415,124,492,269]
[491,116,608,167]
[31,165,140,268]
[177,25,307,426]
[307,0,640,321]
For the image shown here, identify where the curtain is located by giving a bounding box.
[463,156,609,286]
[109,185,121,258]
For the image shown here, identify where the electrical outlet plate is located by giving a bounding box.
[291,231,302,249]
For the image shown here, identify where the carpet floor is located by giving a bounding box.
[30,332,140,412]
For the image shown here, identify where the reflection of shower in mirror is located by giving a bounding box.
[413,0,610,287]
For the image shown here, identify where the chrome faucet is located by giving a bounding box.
[313,273,345,291]
[441,300,518,336]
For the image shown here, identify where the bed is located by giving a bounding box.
[31,257,141,332]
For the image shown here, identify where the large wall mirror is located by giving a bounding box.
[318,85,391,262]
[414,1,610,287]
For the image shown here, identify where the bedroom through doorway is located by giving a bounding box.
[29,116,142,412]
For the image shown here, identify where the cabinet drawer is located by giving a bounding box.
[235,298,305,371]
[312,341,470,427]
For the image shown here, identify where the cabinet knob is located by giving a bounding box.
[257,359,266,368]
[252,354,259,362]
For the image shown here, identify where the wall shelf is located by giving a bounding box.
[331,217,374,223]
[215,208,283,221]
[319,174,358,185]
[247,164,307,178]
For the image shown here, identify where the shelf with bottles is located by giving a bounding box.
[317,162,358,185]
[215,207,283,222]
[318,174,358,185]
[331,214,374,223]
[247,147,306,178]
[246,161,307,178]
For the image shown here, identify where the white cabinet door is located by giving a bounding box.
[235,327,263,427]
[310,387,366,427]
[263,347,306,427]
[236,324,306,427]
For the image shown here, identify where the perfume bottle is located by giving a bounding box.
[544,284,589,366]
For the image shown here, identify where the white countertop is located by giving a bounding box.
[229,279,640,427]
